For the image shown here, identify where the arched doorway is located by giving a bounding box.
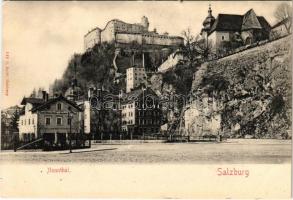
[245,37,252,45]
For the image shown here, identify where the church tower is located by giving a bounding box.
[141,16,149,32]
[65,61,82,101]
[201,4,215,39]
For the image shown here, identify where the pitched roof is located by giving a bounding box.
[209,14,243,33]
[209,9,271,35]
[257,16,272,31]
[31,95,82,112]
[242,9,262,30]
[20,97,45,106]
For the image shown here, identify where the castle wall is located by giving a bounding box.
[116,32,183,47]
[85,18,183,50]
[116,33,143,44]
[112,20,145,33]
[84,28,101,50]
[101,21,115,43]
[143,34,183,46]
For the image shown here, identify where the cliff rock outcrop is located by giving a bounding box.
[185,35,292,139]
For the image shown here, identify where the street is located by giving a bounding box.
[0,139,291,164]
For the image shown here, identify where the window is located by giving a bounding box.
[67,118,71,125]
[57,103,62,111]
[28,119,30,125]
[57,117,62,125]
[21,120,23,125]
[32,118,34,125]
[45,117,51,125]
[222,36,225,40]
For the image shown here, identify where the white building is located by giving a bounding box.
[126,66,147,93]
[18,92,82,143]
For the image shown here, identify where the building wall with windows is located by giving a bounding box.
[19,97,82,142]
[36,101,81,136]
[209,31,232,53]
[120,88,162,137]
[126,67,146,93]
[121,102,136,132]
[19,103,38,141]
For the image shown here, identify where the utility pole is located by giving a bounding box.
[68,108,74,153]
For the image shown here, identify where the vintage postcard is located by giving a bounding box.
[1,0,292,199]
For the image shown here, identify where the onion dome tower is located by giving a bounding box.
[201,4,215,38]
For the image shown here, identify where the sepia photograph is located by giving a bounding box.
[0,0,292,198]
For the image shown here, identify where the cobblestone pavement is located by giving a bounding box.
[0,139,291,164]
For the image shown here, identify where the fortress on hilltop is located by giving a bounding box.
[84,16,184,50]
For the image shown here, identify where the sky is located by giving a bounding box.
[1,1,289,109]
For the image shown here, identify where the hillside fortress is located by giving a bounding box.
[84,16,184,50]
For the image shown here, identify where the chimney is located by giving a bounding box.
[42,91,47,101]
[45,93,49,102]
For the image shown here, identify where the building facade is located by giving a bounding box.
[19,93,82,145]
[201,6,271,54]
[126,66,147,93]
[121,88,162,138]
[84,16,184,50]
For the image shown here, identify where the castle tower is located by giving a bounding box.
[141,16,149,31]
[201,4,215,38]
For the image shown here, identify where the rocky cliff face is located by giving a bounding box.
[149,63,200,125]
[185,35,292,139]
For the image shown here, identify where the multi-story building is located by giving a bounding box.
[84,16,184,50]
[18,92,82,145]
[126,66,147,93]
[201,6,271,53]
[121,87,162,138]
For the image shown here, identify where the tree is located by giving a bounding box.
[181,27,212,63]
[9,110,20,132]
[274,2,292,34]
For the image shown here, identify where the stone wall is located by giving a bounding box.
[115,32,183,47]
[185,35,292,139]
[158,52,184,73]
[84,28,101,50]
